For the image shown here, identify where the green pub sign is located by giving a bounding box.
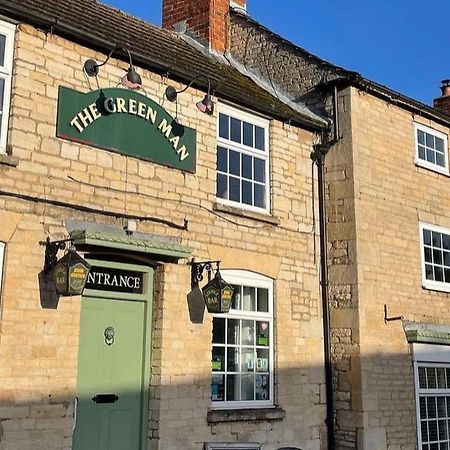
[57,87,197,172]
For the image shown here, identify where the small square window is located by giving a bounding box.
[415,124,449,174]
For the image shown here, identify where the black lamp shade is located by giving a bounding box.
[196,94,214,115]
[51,249,91,296]
[121,68,142,90]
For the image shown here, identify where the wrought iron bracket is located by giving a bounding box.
[39,237,73,273]
[384,304,404,323]
[189,259,220,289]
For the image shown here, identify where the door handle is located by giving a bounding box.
[91,394,119,404]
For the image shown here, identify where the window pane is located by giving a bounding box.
[229,150,240,176]
[241,320,255,345]
[254,158,265,183]
[435,266,444,282]
[254,184,266,208]
[242,348,255,372]
[419,367,427,388]
[231,285,241,310]
[425,247,433,263]
[255,126,265,150]
[226,375,238,401]
[433,232,442,248]
[255,374,269,400]
[426,264,434,280]
[0,35,5,67]
[241,374,254,400]
[424,229,432,246]
[229,176,240,202]
[217,174,227,199]
[212,347,225,371]
[242,180,252,205]
[217,146,227,172]
[242,154,252,179]
[0,77,4,113]
[445,269,450,283]
[443,235,450,251]
[227,319,240,345]
[256,348,269,372]
[257,321,270,346]
[444,252,450,267]
[427,148,436,164]
[418,146,426,160]
[211,374,224,401]
[230,117,241,143]
[227,347,239,372]
[243,122,253,147]
[219,113,229,139]
[243,286,256,311]
[436,152,445,168]
[257,288,269,312]
[212,318,226,344]
[436,137,445,152]
[418,130,425,145]
[426,133,435,148]
[433,249,443,265]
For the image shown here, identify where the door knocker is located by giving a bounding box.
[104,326,115,346]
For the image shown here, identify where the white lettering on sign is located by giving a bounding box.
[68,97,189,162]
[87,271,141,290]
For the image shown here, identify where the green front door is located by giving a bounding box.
[73,295,148,450]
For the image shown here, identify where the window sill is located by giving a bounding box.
[422,282,450,294]
[207,406,285,423]
[213,203,280,226]
[415,161,450,178]
[0,153,18,167]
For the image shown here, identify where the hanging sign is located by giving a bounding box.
[56,87,197,172]
[85,266,144,294]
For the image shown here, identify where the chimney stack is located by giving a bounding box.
[162,0,246,53]
[434,80,450,117]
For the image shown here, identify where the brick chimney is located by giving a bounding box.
[162,0,246,53]
[434,80,450,116]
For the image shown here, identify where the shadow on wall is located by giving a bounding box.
[0,351,420,450]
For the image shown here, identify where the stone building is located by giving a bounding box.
[224,3,450,450]
[0,1,332,450]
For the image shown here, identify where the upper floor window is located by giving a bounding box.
[415,123,448,175]
[216,104,270,213]
[0,21,14,154]
[211,270,273,409]
[420,223,450,292]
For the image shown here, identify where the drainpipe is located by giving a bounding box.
[310,85,340,450]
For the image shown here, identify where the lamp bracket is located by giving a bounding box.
[39,237,73,273]
[189,259,221,289]
[384,304,404,323]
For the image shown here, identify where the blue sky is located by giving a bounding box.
[104,0,449,106]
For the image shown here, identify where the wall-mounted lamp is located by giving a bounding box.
[83,45,142,90]
[165,75,214,115]
[189,259,233,313]
[40,237,91,297]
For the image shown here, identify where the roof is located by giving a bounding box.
[0,0,328,130]
[231,8,450,127]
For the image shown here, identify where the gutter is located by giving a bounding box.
[0,1,327,131]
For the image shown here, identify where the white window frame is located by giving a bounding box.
[419,222,450,292]
[0,242,4,297]
[211,270,274,409]
[204,444,262,450]
[413,344,450,450]
[216,103,270,214]
[414,123,449,175]
[0,21,15,154]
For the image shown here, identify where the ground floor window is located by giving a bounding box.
[211,270,273,408]
[415,362,450,449]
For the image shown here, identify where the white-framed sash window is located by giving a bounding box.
[415,123,449,175]
[216,104,270,213]
[211,270,273,409]
[0,20,15,154]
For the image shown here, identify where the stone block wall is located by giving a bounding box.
[0,22,326,450]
